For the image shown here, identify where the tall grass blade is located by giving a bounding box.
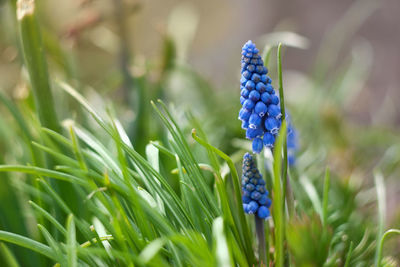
[66,215,77,267]
[0,243,20,267]
[277,43,293,218]
[17,0,60,132]
[344,241,354,267]
[322,168,330,226]
[212,217,231,267]
[272,120,287,267]
[374,171,386,266]
[299,175,323,221]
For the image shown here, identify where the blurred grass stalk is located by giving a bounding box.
[16,0,81,225]
[17,0,60,133]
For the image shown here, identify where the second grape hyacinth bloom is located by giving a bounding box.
[286,114,298,166]
[239,40,282,154]
[241,153,271,219]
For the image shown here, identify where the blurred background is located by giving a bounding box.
[2,0,400,101]
[0,0,399,264]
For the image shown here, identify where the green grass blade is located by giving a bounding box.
[344,241,354,267]
[376,229,400,266]
[66,215,77,267]
[17,0,60,132]
[29,201,67,236]
[58,82,105,126]
[0,242,20,267]
[68,126,88,173]
[138,238,166,264]
[37,224,65,264]
[277,43,292,218]
[212,217,231,267]
[0,165,89,186]
[374,171,386,266]
[299,175,323,220]
[149,141,176,159]
[32,141,79,168]
[0,231,56,261]
[38,179,73,215]
[277,44,286,121]
[322,168,330,226]
[272,120,287,267]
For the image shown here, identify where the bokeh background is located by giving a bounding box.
[0,0,399,263]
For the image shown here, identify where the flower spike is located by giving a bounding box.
[239,40,282,154]
[241,153,271,219]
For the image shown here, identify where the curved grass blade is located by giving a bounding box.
[376,229,400,266]
[0,165,88,186]
[29,201,67,236]
[0,231,56,261]
[37,224,65,264]
[138,238,166,265]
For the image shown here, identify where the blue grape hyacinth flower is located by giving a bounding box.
[241,153,271,219]
[239,40,282,154]
[286,114,298,166]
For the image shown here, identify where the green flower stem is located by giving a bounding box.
[277,43,294,218]
[17,0,60,133]
[272,121,287,267]
[255,217,266,266]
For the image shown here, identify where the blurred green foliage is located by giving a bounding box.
[287,214,332,267]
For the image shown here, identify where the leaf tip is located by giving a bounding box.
[17,0,35,20]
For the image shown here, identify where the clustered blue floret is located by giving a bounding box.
[241,153,271,219]
[239,40,282,154]
[286,114,298,166]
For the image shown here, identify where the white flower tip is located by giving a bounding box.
[17,0,35,20]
